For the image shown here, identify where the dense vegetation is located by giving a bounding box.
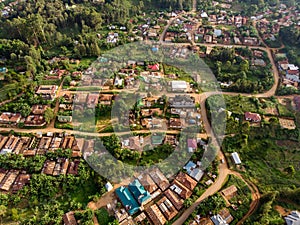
[207,95,300,224]
[0,153,106,224]
[205,47,273,93]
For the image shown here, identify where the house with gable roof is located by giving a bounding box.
[128,179,151,205]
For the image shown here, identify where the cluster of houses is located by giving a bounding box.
[256,19,280,42]
[114,164,206,225]
[104,15,166,43]
[266,5,300,27]
[164,10,262,47]
[0,0,24,17]
[42,158,80,176]
[189,208,234,225]
[36,85,58,101]
[77,60,194,93]
[278,59,300,88]
[0,169,30,193]
[0,102,53,128]
[128,94,200,132]
[0,133,94,158]
[195,25,259,46]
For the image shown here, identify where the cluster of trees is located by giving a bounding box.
[280,26,300,66]
[208,48,273,93]
[245,192,284,225]
[184,193,226,225]
[0,87,53,118]
[0,156,105,224]
[238,0,297,15]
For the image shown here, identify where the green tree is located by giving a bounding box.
[284,165,295,176]
[0,205,7,224]
[44,108,54,124]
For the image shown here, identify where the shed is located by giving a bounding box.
[231,152,241,165]
[105,182,113,192]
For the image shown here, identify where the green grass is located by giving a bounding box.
[69,178,99,206]
[223,136,300,192]
[224,95,259,114]
[277,104,294,117]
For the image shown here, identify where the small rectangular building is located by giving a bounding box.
[231,152,241,165]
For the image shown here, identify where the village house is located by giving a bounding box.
[137,173,158,194]
[116,186,140,216]
[140,108,162,117]
[169,95,195,108]
[57,116,73,123]
[61,136,74,149]
[204,35,213,43]
[252,59,266,67]
[184,161,204,182]
[74,93,88,104]
[148,63,160,71]
[0,136,8,150]
[14,137,31,154]
[212,208,234,225]
[42,160,56,175]
[157,196,178,220]
[142,96,163,107]
[83,139,95,158]
[284,211,300,225]
[0,170,19,191]
[36,85,58,101]
[67,159,80,175]
[164,189,184,210]
[170,180,192,200]
[231,152,242,165]
[31,105,48,115]
[164,135,178,146]
[0,112,22,125]
[1,135,19,154]
[72,138,85,157]
[128,179,151,205]
[115,208,129,223]
[175,172,197,191]
[49,137,62,151]
[63,212,78,225]
[145,204,167,225]
[122,136,143,150]
[169,118,182,129]
[243,37,259,46]
[57,102,68,112]
[38,136,52,150]
[62,93,74,103]
[149,168,170,191]
[99,94,114,105]
[187,139,197,152]
[0,169,7,186]
[253,50,263,58]
[86,93,99,108]
[11,173,30,193]
[221,185,238,200]
[244,112,261,122]
[209,15,217,24]
[170,81,188,92]
[134,212,147,224]
[47,69,67,80]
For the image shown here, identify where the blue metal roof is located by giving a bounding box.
[128,179,151,204]
[115,186,140,215]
